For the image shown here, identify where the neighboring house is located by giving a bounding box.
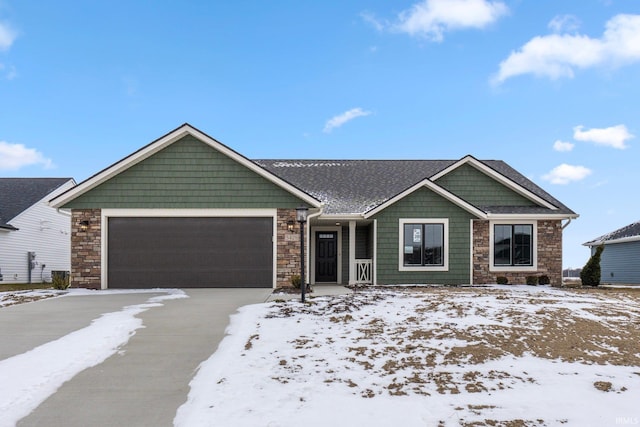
[583,221,640,285]
[49,124,577,290]
[0,178,76,284]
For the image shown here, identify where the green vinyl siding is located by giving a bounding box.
[64,135,306,209]
[435,164,536,207]
[373,186,475,285]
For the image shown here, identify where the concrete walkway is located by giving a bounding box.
[8,288,272,427]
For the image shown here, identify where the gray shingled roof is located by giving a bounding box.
[255,159,575,216]
[0,178,73,230]
[584,220,640,246]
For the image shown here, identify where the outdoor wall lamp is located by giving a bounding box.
[296,206,309,302]
[79,220,89,232]
[287,220,295,232]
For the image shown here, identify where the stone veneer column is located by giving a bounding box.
[276,209,301,288]
[70,209,102,289]
[472,219,563,286]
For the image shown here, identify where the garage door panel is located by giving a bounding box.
[108,217,273,288]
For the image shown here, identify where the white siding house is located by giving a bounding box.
[0,178,76,284]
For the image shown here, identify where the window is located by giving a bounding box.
[493,224,533,266]
[399,219,448,271]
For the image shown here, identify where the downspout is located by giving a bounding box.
[305,206,324,285]
[562,218,573,230]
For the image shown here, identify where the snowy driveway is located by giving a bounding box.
[0,288,272,427]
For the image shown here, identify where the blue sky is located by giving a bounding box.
[1,0,639,269]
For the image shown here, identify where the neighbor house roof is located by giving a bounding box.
[0,178,74,230]
[255,158,577,217]
[584,220,640,246]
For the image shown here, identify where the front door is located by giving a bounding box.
[316,232,338,282]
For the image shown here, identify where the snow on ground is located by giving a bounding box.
[0,288,187,427]
[0,289,65,307]
[175,285,640,427]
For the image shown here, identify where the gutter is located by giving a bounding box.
[305,206,324,284]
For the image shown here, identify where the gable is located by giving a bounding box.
[63,135,308,209]
[434,163,537,208]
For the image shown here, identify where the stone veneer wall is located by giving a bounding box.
[276,209,302,288]
[473,219,563,286]
[71,209,102,289]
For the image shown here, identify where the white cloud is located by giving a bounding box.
[553,140,575,152]
[0,63,17,80]
[0,22,17,51]
[573,124,633,149]
[323,108,372,133]
[361,12,385,32]
[365,0,508,41]
[493,14,640,84]
[542,164,592,185]
[548,15,581,34]
[0,141,54,170]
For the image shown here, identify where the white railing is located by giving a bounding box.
[355,259,372,284]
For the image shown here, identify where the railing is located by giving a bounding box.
[354,259,372,284]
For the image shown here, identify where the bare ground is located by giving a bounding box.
[262,286,640,426]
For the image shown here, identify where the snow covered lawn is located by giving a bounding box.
[176,285,640,427]
[0,289,65,307]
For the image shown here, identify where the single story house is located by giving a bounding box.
[0,178,76,283]
[49,124,577,290]
[583,220,640,285]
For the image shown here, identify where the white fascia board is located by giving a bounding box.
[430,156,558,211]
[584,235,640,247]
[317,214,364,221]
[50,124,321,209]
[486,213,579,221]
[364,179,486,219]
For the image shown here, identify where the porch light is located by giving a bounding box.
[79,220,89,232]
[296,206,309,302]
[287,220,295,232]
[296,206,308,223]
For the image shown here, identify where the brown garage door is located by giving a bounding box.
[107,217,273,288]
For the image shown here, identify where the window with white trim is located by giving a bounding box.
[493,224,533,266]
[399,219,448,271]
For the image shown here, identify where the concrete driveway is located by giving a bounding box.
[0,288,272,427]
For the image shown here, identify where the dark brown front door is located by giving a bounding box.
[316,231,338,282]
[107,217,273,288]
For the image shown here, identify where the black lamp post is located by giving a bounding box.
[296,206,309,302]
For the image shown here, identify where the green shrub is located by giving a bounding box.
[290,274,301,288]
[580,245,604,286]
[526,276,538,286]
[496,276,509,285]
[538,275,550,285]
[51,272,70,290]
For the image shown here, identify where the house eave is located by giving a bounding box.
[49,124,321,209]
[363,179,487,219]
[486,213,579,221]
[583,234,640,247]
[430,155,559,211]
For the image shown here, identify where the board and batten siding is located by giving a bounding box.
[595,241,640,285]
[0,180,74,283]
[372,186,476,285]
[62,135,306,209]
[434,163,536,207]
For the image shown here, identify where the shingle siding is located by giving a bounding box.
[63,135,306,209]
[373,186,474,285]
[597,241,640,285]
[435,164,536,207]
